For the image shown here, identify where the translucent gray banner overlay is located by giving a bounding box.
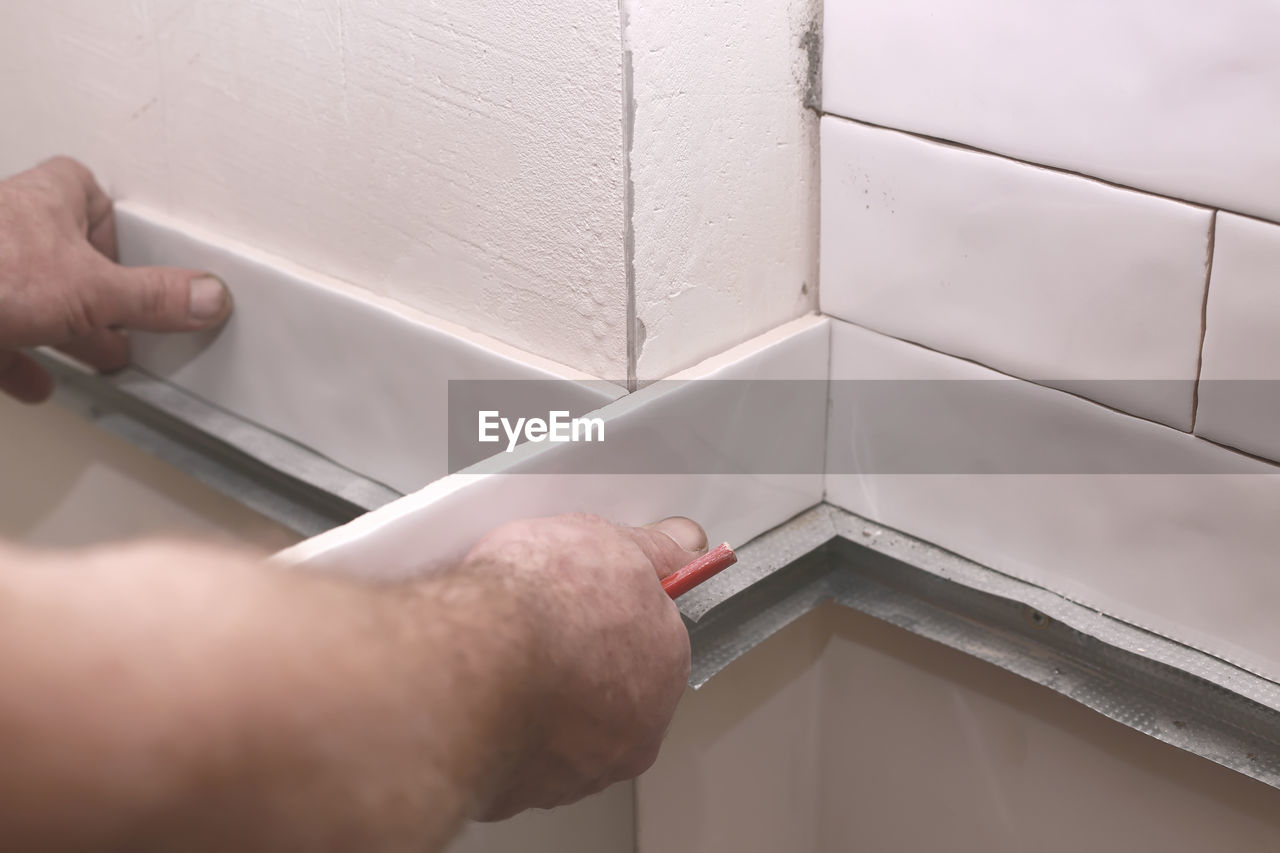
[448,380,1280,474]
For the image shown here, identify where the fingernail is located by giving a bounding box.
[188,275,229,323]
[647,517,708,553]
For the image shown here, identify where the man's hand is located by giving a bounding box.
[0,157,231,403]
[458,513,701,819]
[0,514,703,851]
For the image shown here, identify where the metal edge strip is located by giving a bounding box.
[34,352,401,537]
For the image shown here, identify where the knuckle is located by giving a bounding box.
[40,155,91,187]
[42,155,81,172]
[125,267,185,324]
[54,288,99,340]
[13,180,79,229]
[141,271,174,316]
[467,522,548,567]
[477,518,539,548]
[27,157,97,223]
[65,310,95,340]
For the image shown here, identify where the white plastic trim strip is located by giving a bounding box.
[116,204,624,495]
[277,315,831,577]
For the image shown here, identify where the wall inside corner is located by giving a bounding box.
[0,0,629,379]
[626,0,821,381]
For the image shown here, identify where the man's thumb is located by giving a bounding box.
[628,517,709,580]
[102,266,232,332]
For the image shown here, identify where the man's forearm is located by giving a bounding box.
[0,541,536,851]
[0,155,698,848]
[0,514,697,850]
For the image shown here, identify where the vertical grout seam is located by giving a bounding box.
[620,0,638,392]
[818,318,834,503]
[617,25,641,853]
[1190,210,1218,432]
[806,0,824,316]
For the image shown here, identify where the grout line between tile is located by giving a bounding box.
[821,113,1240,217]
[620,0,638,394]
[818,314,834,503]
[806,0,824,319]
[830,317,1199,433]
[1195,433,1280,470]
[1190,211,1218,433]
[825,315,1280,471]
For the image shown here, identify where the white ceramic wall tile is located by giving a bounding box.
[1196,213,1280,462]
[825,319,1280,684]
[823,0,1280,222]
[279,316,830,579]
[820,117,1211,429]
[117,206,623,495]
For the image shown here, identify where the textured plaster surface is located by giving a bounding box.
[626,0,820,380]
[0,0,629,378]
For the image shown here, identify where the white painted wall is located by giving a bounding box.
[0,0,629,378]
[449,786,633,853]
[626,0,819,380]
[815,606,1280,852]
[638,610,826,852]
[0,395,299,550]
[1,0,819,385]
[639,606,1280,852]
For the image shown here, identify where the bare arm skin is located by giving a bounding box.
[0,155,698,850]
[0,514,703,851]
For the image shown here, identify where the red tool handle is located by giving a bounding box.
[662,542,737,599]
